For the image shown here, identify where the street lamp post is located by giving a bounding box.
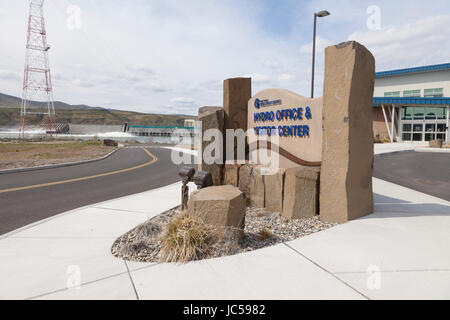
[311,10,330,98]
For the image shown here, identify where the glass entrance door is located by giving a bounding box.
[400,106,448,142]
[413,123,423,141]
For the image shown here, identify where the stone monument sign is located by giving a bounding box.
[247,89,322,168]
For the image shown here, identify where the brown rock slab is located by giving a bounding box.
[197,106,225,185]
[224,78,251,162]
[264,168,286,213]
[238,164,252,201]
[282,167,320,220]
[223,163,241,187]
[187,185,246,240]
[249,166,265,208]
[224,78,251,132]
[230,163,265,208]
[320,41,375,223]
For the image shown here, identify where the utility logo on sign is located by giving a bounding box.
[254,98,261,109]
[254,98,282,109]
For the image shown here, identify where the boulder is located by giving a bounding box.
[320,41,375,223]
[223,162,241,187]
[248,166,265,208]
[264,168,285,213]
[103,139,118,147]
[234,164,266,208]
[238,164,252,201]
[197,107,225,185]
[282,167,320,220]
[187,185,246,240]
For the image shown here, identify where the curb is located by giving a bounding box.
[414,148,450,154]
[0,147,120,175]
[375,148,450,156]
[374,150,415,157]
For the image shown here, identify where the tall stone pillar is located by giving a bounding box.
[320,41,375,223]
[197,106,225,185]
[223,78,251,162]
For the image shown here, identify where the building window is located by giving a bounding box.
[413,107,425,120]
[437,107,447,120]
[384,91,401,97]
[402,124,412,132]
[437,124,446,133]
[402,133,411,141]
[425,107,438,120]
[413,124,423,132]
[424,88,443,98]
[425,124,436,132]
[403,89,421,97]
[401,106,413,120]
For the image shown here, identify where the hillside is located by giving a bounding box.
[0,93,195,127]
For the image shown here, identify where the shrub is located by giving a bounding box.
[381,137,391,143]
[373,134,382,144]
[257,228,274,241]
[159,212,217,263]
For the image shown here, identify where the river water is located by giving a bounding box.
[0,127,190,145]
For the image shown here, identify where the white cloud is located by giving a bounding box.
[262,59,281,69]
[299,37,334,55]
[348,14,450,69]
[250,74,270,84]
[278,73,296,82]
[171,97,195,105]
[0,70,21,81]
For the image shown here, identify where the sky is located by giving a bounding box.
[0,0,449,115]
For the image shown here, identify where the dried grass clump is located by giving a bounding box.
[159,212,217,263]
[257,228,274,241]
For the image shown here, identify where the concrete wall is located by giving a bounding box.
[69,124,125,134]
[374,69,450,97]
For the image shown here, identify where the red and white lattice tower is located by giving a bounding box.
[20,0,55,138]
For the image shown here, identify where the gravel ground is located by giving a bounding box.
[112,206,337,263]
[0,140,115,170]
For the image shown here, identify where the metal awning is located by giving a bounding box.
[373,97,450,106]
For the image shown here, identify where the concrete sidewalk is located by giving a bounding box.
[374,142,428,154]
[1,145,449,300]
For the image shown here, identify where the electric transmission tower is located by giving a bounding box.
[20,0,56,138]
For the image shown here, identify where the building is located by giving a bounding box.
[373,63,450,143]
[184,119,196,128]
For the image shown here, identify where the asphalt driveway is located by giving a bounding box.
[374,151,450,201]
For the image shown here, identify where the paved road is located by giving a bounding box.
[0,147,194,235]
[374,151,450,201]
[3,147,448,235]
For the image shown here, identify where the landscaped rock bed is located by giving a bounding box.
[112,206,337,263]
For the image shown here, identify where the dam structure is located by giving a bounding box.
[126,124,196,139]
